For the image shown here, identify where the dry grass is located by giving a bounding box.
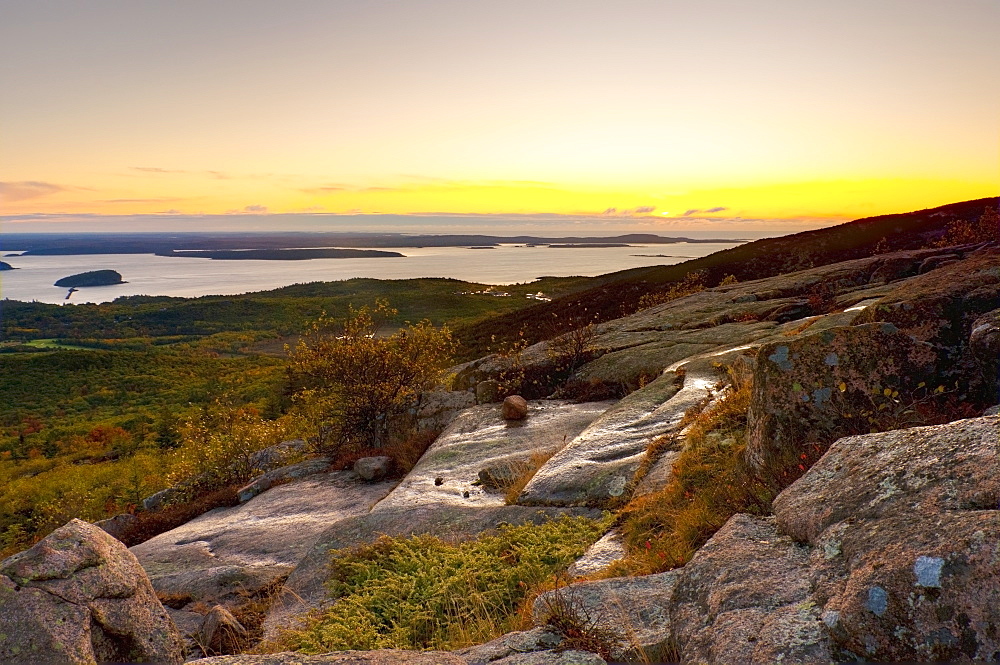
[607,363,778,576]
[502,450,558,504]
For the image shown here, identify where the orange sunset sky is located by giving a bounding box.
[1,0,997,235]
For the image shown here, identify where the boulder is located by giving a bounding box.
[502,395,529,420]
[773,416,1000,662]
[189,651,468,664]
[0,518,183,664]
[354,455,392,481]
[198,604,248,656]
[247,438,308,473]
[93,512,138,540]
[669,514,830,664]
[132,471,395,606]
[532,572,679,662]
[237,456,332,503]
[414,390,476,430]
[746,322,938,471]
[476,379,502,404]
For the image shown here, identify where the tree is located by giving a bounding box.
[287,300,456,455]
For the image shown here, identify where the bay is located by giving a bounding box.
[0,242,742,305]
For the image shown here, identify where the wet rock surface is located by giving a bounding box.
[132,471,395,606]
[375,400,611,511]
[0,519,184,664]
[774,416,1000,662]
[517,364,711,507]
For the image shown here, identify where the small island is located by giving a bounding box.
[156,248,404,260]
[0,261,14,271]
[54,270,125,287]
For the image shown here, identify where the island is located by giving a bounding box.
[156,248,404,260]
[0,261,14,271]
[54,270,125,287]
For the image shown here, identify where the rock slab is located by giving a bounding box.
[774,416,1000,662]
[0,518,183,664]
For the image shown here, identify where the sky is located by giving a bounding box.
[1,0,997,235]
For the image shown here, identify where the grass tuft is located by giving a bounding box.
[272,514,610,653]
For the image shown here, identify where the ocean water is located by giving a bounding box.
[0,242,742,305]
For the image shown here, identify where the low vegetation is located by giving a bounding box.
[270,515,610,652]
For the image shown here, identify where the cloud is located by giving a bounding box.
[633,206,656,214]
[706,206,728,213]
[101,197,184,204]
[225,205,269,214]
[301,185,348,194]
[159,209,182,214]
[683,209,701,217]
[0,181,71,201]
[130,166,187,174]
[602,207,618,216]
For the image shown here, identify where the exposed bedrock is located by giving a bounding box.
[773,416,1000,662]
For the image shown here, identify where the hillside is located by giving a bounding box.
[454,197,997,357]
[1,197,999,663]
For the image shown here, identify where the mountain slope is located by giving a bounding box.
[454,197,997,357]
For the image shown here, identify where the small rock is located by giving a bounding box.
[198,604,247,655]
[476,379,502,404]
[477,464,523,491]
[502,395,529,420]
[92,512,138,541]
[434,476,444,486]
[354,455,392,481]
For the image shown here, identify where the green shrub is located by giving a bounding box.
[287,300,456,458]
[275,515,610,652]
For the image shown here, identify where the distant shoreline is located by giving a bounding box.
[156,248,404,261]
[6,232,744,257]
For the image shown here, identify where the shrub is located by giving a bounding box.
[288,300,456,457]
[637,271,707,310]
[932,205,999,247]
[272,515,610,652]
[168,401,293,487]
